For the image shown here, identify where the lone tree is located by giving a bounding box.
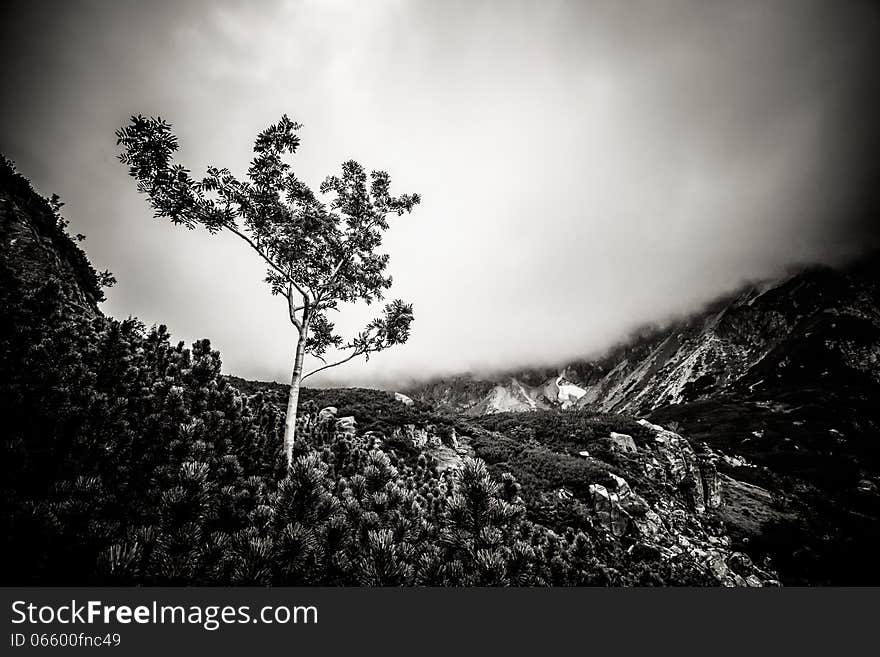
[117,115,420,466]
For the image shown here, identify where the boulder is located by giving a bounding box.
[637,419,709,513]
[722,454,755,468]
[857,479,877,494]
[609,473,632,497]
[361,430,384,447]
[703,551,775,587]
[607,473,666,540]
[588,483,630,537]
[698,452,723,509]
[392,424,430,448]
[394,392,414,406]
[335,416,357,437]
[609,431,637,453]
[707,554,729,581]
[634,509,665,540]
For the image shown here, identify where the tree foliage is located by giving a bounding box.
[116,115,421,459]
[115,115,419,371]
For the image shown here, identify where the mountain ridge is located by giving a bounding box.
[405,255,880,583]
[406,255,880,417]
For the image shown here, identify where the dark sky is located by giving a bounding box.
[2,0,879,386]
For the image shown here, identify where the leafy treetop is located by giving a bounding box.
[116,114,420,372]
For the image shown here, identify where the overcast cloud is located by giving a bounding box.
[2,0,879,386]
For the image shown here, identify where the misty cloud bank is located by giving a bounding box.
[2,0,878,387]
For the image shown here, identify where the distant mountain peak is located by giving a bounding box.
[407,253,880,416]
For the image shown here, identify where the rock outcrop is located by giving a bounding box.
[608,431,637,453]
[318,406,338,425]
[637,419,722,512]
[391,423,430,448]
[335,416,357,437]
[586,461,774,586]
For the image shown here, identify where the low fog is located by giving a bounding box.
[2,0,878,387]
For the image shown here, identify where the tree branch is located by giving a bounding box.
[301,348,362,381]
[325,255,347,285]
[313,254,347,305]
[287,285,303,332]
[223,221,310,301]
[315,210,386,300]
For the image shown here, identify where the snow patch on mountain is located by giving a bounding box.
[555,374,587,408]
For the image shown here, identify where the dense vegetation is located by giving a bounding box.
[470,412,663,508]
[2,158,719,585]
[226,376,456,439]
[116,114,420,463]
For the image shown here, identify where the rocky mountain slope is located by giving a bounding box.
[227,379,780,586]
[407,256,880,584]
[408,257,880,417]
[1,157,108,315]
[411,371,589,415]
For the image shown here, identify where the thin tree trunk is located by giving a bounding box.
[283,331,308,468]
